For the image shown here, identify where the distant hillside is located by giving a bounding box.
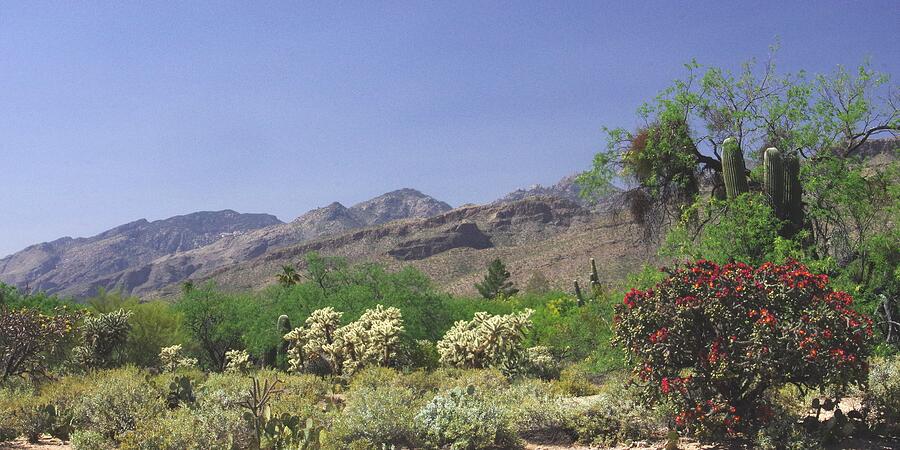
[0,189,453,298]
[147,196,652,299]
[0,210,281,295]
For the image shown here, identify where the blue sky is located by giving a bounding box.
[1,1,898,257]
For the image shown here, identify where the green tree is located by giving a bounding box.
[578,51,897,240]
[175,286,254,371]
[475,258,519,299]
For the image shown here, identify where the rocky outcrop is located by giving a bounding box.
[388,222,492,261]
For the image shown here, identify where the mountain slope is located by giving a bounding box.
[147,196,652,299]
[0,210,281,294]
[0,189,453,298]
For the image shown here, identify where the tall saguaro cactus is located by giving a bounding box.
[781,153,804,234]
[764,147,785,219]
[277,315,292,370]
[721,137,749,198]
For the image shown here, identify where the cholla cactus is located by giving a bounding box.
[225,349,252,373]
[284,305,405,375]
[436,310,534,370]
[71,309,133,369]
[284,307,343,373]
[330,304,405,375]
[159,344,197,372]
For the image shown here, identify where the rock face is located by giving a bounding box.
[173,196,622,299]
[388,222,492,261]
[0,210,281,295]
[0,189,453,298]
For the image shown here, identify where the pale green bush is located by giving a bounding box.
[70,430,114,450]
[333,380,421,448]
[70,367,165,443]
[552,364,599,397]
[118,406,250,450]
[493,379,567,435]
[864,355,900,430]
[414,386,520,450]
[564,379,659,447]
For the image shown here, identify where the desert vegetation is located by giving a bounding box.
[2,52,898,449]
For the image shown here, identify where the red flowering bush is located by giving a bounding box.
[613,260,874,436]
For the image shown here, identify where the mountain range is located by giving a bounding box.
[3,175,632,299]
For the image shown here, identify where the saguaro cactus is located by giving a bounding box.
[721,137,749,199]
[782,153,804,234]
[277,315,292,370]
[764,147,785,219]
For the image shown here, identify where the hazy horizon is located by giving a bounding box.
[2,1,898,257]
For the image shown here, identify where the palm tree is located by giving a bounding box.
[276,265,302,287]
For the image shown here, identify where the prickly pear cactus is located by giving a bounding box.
[721,137,749,198]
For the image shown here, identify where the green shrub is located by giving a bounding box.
[565,380,659,447]
[70,367,165,443]
[864,355,900,431]
[70,430,114,450]
[195,371,249,409]
[552,364,599,397]
[493,379,567,435]
[118,406,250,450]
[437,367,509,393]
[414,386,520,450]
[333,380,421,448]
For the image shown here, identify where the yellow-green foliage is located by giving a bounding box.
[436,309,534,370]
[864,355,900,430]
[118,406,249,450]
[552,364,600,397]
[284,304,405,376]
[72,367,165,443]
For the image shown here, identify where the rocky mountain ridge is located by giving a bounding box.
[0,189,455,298]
